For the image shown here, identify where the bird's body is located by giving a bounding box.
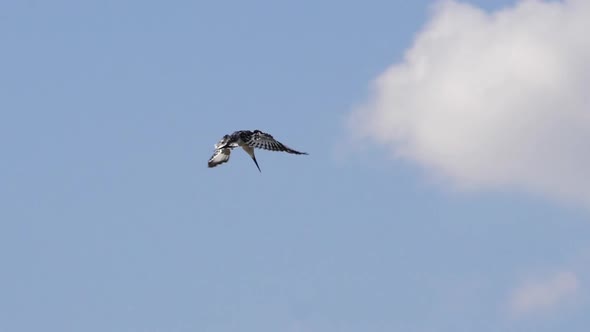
[208,130,307,172]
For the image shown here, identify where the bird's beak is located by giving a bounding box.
[242,146,261,172]
[251,155,261,173]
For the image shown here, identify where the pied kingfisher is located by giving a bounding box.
[208,130,308,172]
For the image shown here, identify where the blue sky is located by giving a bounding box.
[1,0,590,331]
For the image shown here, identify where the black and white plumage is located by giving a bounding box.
[208,130,307,172]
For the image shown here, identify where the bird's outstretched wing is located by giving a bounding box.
[208,148,231,168]
[245,130,308,155]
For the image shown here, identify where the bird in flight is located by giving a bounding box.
[208,130,308,172]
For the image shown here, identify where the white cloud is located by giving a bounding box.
[349,0,590,205]
[509,271,579,315]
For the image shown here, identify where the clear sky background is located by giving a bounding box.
[1,0,590,331]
